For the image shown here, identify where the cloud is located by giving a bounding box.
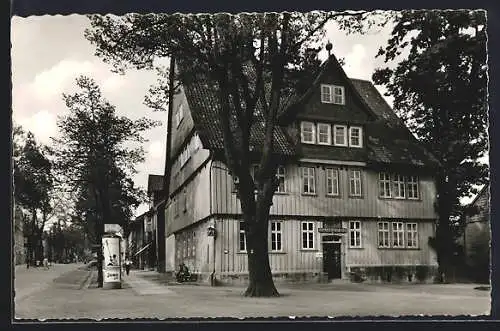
[32,59,95,100]
[17,110,58,144]
[148,140,164,160]
[343,44,369,80]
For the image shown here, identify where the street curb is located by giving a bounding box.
[81,270,97,289]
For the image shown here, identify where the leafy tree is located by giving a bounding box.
[85,11,383,296]
[372,10,488,281]
[52,76,159,287]
[13,127,54,264]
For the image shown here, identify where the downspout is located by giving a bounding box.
[159,56,176,273]
[208,154,216,286]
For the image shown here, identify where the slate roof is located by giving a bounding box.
[350,79,440,167]
[183,78,296,156]
[147,174,164,194]
[179,56,438,168]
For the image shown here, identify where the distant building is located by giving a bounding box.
[128,175,164,270]
[162,52,440,284]
[463,184,490,283]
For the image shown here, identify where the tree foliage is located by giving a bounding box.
[85,11,388,296]
[13,125,55,262]
[52,76,159,286]
[372,9,488,279]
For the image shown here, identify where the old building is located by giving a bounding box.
[463,184,490,283]
[128,174,164,270]
[163,53,440,284]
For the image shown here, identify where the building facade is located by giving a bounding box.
[463,184,490,283]
[163,54,440,284]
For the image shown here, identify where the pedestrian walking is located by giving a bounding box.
[124,257,131,276]
[43,257,49,270]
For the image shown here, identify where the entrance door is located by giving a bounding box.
[323,243,342,279]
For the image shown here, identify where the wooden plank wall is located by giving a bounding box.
[211,161,437,220]
[345,220,438,267]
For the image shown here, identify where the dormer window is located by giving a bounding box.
[321,84,345,105]
[317,123,331,145]
[300,121,315,144]
[349,126,363,148]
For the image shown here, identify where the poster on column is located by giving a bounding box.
[102,235,121,285]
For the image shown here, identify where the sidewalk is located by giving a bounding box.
[14,263,85,302]
[122,270,179,296]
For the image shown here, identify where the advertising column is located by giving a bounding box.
[102,234,122,289]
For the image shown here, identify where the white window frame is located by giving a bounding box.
[392,222,405,248]
[349,169,362,197]
[276,166,287,193]
[270,221,283,252]
[321,84,333,103]
[317,123,332,145]
[407,176,420,199]
[393,174,406,199]
[378,222,390,248]
[379,172,392,198]
[349,126,363,148]
[406,223,418,248]
[239,221,246,252]
[175,104,184,128]
[349,221,362,248]
[300,121,316,144]
[301,221,315,250]
[333,85,345,105]
[301,167,316,194]
[333,125,348,147]
[326,168,340,196]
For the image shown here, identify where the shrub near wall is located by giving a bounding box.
[351,266,438,283]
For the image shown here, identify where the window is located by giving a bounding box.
[392,222,405,247]
[175,104,184,128]
[270,221,282,252]
[333,125,347,146]
[183,189,187,212]
[393,174,406,199]
[321,84,345,105]
[239,221,246,252]
[276,166,286,193]
[379,172,392,198]
[378,222,390,248]
[349,126,363,148]
[333,86,345,105]
[301,121,315,144]
[349,169,362,197]
[317,123,331,145]
[302,167,316,194]
[321,84,333,103]
[407,176,419,199]
[406,223,418,248]
[301,222,315,249]
[349,221,361,248]
[326,168,339,196]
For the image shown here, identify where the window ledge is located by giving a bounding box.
[300,249,318,252]
[301,193,317,197]
[326,194,342,199]
[348,195,364,199]
[269,251,287,254]
[348,247,364,250]
[274,191,289,195]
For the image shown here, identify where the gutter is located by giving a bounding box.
[208,153,217,286]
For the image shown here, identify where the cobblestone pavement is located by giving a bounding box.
[14,269,491,320]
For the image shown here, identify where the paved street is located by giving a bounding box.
[14,268,491,320]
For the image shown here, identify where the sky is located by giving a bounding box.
[11,14,484,219]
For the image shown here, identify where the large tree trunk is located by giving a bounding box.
[242,178,279,297]
[436,177,454,283]
[96,221,104,287]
